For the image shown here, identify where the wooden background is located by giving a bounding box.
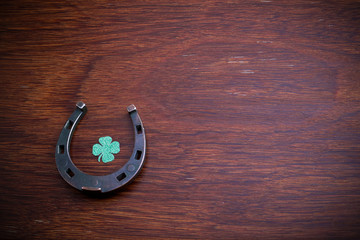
[1,0,360,239]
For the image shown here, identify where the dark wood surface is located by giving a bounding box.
[1,0,360,239]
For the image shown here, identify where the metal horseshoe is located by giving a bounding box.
[55,102,146,193]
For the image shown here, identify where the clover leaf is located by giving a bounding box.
[92,136,120,163]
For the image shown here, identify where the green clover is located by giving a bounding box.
[92,136,120,163]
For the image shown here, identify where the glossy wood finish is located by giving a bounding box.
[1,0,360,239]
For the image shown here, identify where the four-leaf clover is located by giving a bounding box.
[92,136,120,163]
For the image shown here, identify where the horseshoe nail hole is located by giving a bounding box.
[58,145,64,154]
[65,120,73,129]
[136,125,142,134]
[66,168,74,177]
[135,150,142,160]
[117,172,126,181]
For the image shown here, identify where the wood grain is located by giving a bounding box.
[1,0,360,239]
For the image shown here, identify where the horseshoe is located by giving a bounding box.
[55,102,146,193]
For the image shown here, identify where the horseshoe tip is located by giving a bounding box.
[76,101,87,112]
[127,104,137,113]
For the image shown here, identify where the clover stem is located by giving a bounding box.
[98,153,103,162]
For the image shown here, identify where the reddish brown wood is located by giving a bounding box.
[1,0,360,239]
